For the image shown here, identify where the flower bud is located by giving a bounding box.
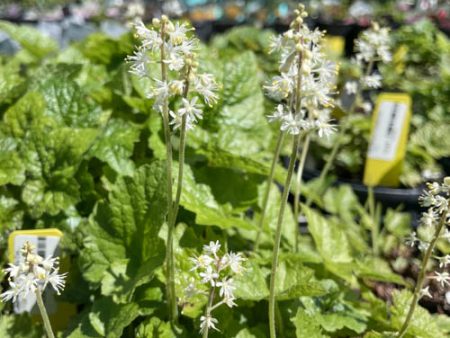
[152,18,160,28]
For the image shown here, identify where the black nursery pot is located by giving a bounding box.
[302,168,423,212]
[192,20,214,42]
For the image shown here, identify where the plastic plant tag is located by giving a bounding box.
[363,93,412,187]
[323,35,345,58]
[8,229,63,314]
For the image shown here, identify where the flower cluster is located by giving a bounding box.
[187,241,246,334]
[407,177,450,297]
[127,16,218,130]
[265,5,338,137]
[1,241,66,303]
[343,22,392,103]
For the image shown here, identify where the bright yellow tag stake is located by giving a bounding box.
[323,35,345,58]
[363,93,412,187]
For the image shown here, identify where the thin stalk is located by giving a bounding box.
[397,207,448,338]
[367,186,379,256]
[254,131,285,251]
[309,60,375,205]
[160,21,177,323]
[202,286,216,338]
[294,134,311,252]
[268,134,301,338]
[35,291,55,338]
[171,66,191,224]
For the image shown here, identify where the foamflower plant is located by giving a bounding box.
[186,241,245,337]
[127,16,219,323]
[1,241,66,338]
[255,4,338,338]
[397,177,450,337]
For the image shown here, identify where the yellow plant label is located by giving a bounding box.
[323,35,345,58]
[363,93,412,187]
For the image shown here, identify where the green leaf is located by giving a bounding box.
[233,260,269,301]
[35,73,106,129]
[0,195,23,230]
[356,257,405,285]
[294,293,369,336]
[275,255,326,300]
[303,205,352,264]
[136,317,176,338]
[66,297,140,338]
[89,119,141,175]
[291,308,328,338]
[198,51,273,156]
[0,134,25,185]
[0,314,42,338]
[234,256,325,301]
[81,162,167,300]
[0,61,26,105]
[180,164,256,231]
[0,21,58,58]
[3,93,98,216]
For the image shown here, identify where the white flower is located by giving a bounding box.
[345,81,358,95]
[126,48,150,78]
[431,271,450,288]
[421,209,437,227]
[199,315,219,334]
[190,254,214,271]
[168,22,191,46]
[362,101,373,114]
[48,271,67,295]
[226,252,246,274]
[199,266,219,286]
[315,117,337,138]
[269,35,283,53]
[147,79,170,107]
[438,255,450,268]
[418,241,430,252]
[434,195,448,213]
[178,97,203,122]
[163,45,185,71]
[362,74,382,89]
[419,286,432,299]
[355,24,391,63]
[265,74,293,101]
[169,80,185,95]
[405,231,418,247]
[419,190,436,208]
[203,241,221,257]
[193,73,219,106]
[216,278,235,304]
[0,242,66,304]
[268,104,287,123]
[280,114,309,135]
[132,20,161,52]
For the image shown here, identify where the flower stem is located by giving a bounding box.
[254,131,285,251]
[367,186,379,256]
[160,21,177,323]
[294,134,311,252]
[171,66,191,224]
[397,207,448,338]
[202,286,216,338]
[35,290,55,338]
[269,134,301,338]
